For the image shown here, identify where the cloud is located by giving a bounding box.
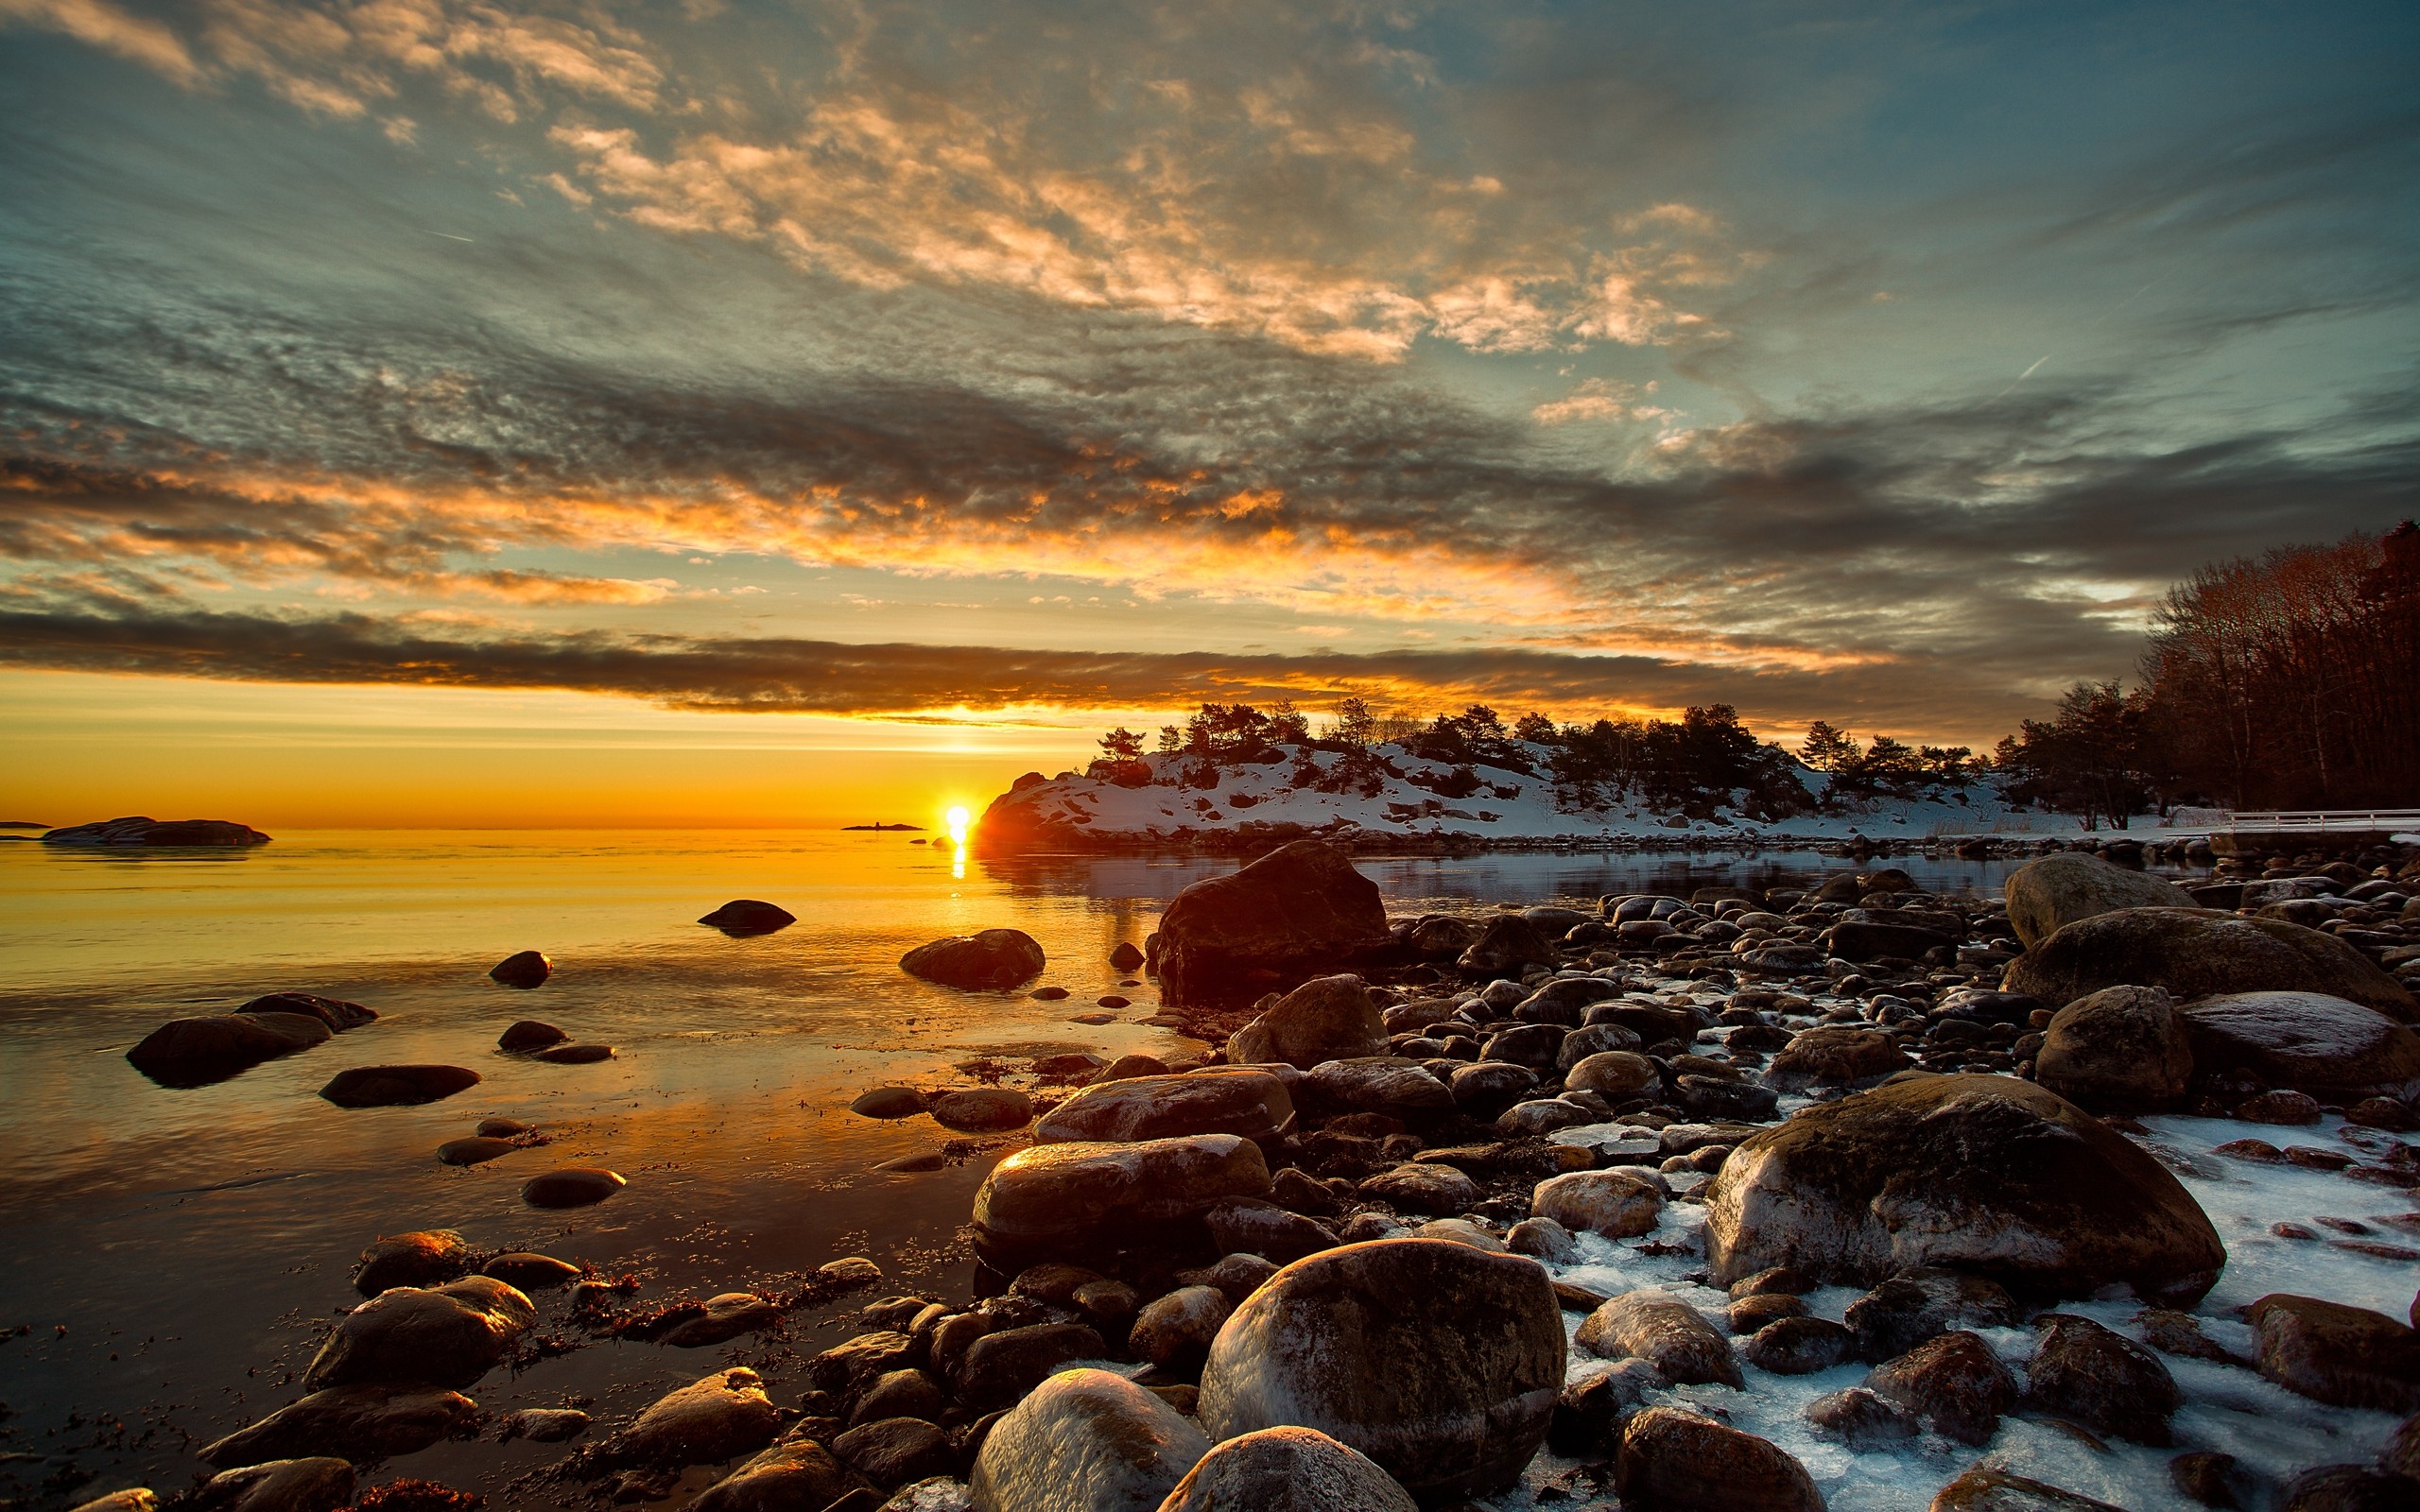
[0,0,201,84]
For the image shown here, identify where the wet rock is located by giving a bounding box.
[971,1133,1271,1268]
[1557,1022,1645,1068]
[302,1277,533,1391]
[1356,1161,1480,1215]
[1763,1026,1911,1090]
[2004,909,2415,1022]
[2247,1294,2420,1411]
[1203,1197,1339,1263]
[852,1371,946,1427]
[480,1252,581,1289]
[2279,1466,2420,1512]
[68,1493,156,1512]
[2238,1089,2324,1124]
[853,1087,928,1119]
[808,1332,921,1395]
[1152,841,1392,1005]
[2005,852,2196,950]
[2180,991,2420,1100]
[1305,1057,1454,1116]
[2167,1450,2249,1509]
[1111,941,1147,971]
[1565,1051,1660,1100]
[1704,1074,2225,1305]
[880,1481,974,1512]
[319,1065,480,1108]
[497,1020,566,1052]
[835,1418,957,1489]
[201,1383,477,1468]
[930,1088,1033,1133]
[1457,915,1559,976]
[1130,1285,1231,1369]
[1227,975,1389,1070]
[2035,986,2195,1111]
[603,1367,784,1468]
[690,1433,863,1512]
[1174,1252,1281,1304]
[1576,1290,1740,1387]
[661,1293,782,1349]
[1530,1170,1665,1238]
[189,1456,354,1512]
[1482,1022,1564,1070]
[1844,1268,2018,1362]
[240,993,377,1031]
[521,1167,626,1208]
[536,1042,614,1064]
[901,929,1046,990]
[126,1015,328,1087]
[506,1408,590,1443]
[1740,1315,1855,1375]
[1157,1426,1418,1512]
[970,1367,1208,1511]
[1929,1468,2127,1510]
[2389,1413,2420,1478]
[436,1136,519,1166]
[1825,919,1953,964]
[1674,1074,1779,1123]
[1805,1386,1917,1447]
[352,1231,471,1297]
[1037,1069,1292,1144]
[1865,1330,2018,1447]
[1507,1216,1579,1262]
[1729,1265,1817,1298]
[700,900,796,936]
[2026,1313,2179,1444]
[1614,1407,1823,1512]
[1199,1238,1564,1503]
[489,951,551,988]
[1729,1294,1807,1333]
[1495,1097,1599,1137]
[958,1322,1107,1411]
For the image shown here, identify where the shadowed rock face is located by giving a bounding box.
[2005,908,2416,1022]
[2179,991,2420,1100]
[1199,1238,1564,1503]
[1151,841,1392,1005]
[2003,852,2195,950]
[1703,1074,2225,1306]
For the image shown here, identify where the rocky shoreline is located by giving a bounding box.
[62,838,2420,1512]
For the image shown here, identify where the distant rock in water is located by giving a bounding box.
[900,929,1046,990]
[489,951,552,988]
[43,816,269,847]
[698,900,796,936]
[320,1065,481,1108]
[498,1020,567,1052]
[127,1013,330,1088]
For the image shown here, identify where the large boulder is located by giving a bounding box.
[1151,841,1392,1005]
[1226,977,1389,1070]
[1703,1074,2225,1305]
[971,1134,1271,1268]
[968,1367,1209,1512]
[1156,1426,1418,1512]
[1198,1238,1564,1503]
[127,1015,329,1087]
[199,1384,477,1469]
[2247,1295,2420,1412]
[2179,992,2420,1100]
[302,1277,534,1391]
[1036,1069,1294,1144]
[2005,909,2416,1022]
[2004,853,2196,950]
[901,929,1046,990]
[2034,987,2196,1110]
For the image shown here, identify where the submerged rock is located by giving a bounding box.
[1037,1068,1293,1144]
[481,1252,582,1289]
[1199,1237,1564,1502]
[1930,1469,2128,1510]
[200,1384,477,1469]
[660,1293,781,1349]
[699,899,796,936]
[43,816,269,848]
[1703,1074,2225,1305]
[302,1277,534,1392]
[1152,840,1392,1005]
[852,1086,928,1119]
[319,1065,480,1108]
[2004,852,2195,950]
[931,1088,1034,1132]
[1157,1426,1418,1512]
[2004,909,2415,1022]
[970,1367,1209,1512]
[900,929,1046,990]
[535,1041,614,1064]
[436,1136,519,1166]
[971,1133,1271,1268]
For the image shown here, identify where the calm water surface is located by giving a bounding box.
[0,831,2046,1507]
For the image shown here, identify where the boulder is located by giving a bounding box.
[1304,1057,1454,1117]
[2179,992,2420,1100]
[901,929,1046,990]
[1226,976,1389,1070]
[302,1277,534,1392]
[1703,1074,2225,1305]
[2004,909,2415,1022]
[1130,1285,1232,1370]
[318,1065,479,1108]
[489,951,551,988]
[699,900,795,936]
[352,1230,470,1296]
[522,1167,626,1208]
[1866,1330,2016,1447]
[187,1457,354,1512]
[1576,1290,1740,1387]
[2025,1314,2179,1445]
[1763,1027,1911,1090]
[126,1015,328,1087]
[1156,1426,1418,1512]
[1930,1469,2127,1511]
[1199,1238,1564,1502]
[1152,841,1392,1005]
[661,1293,782,1349]
[1456,915,1559,975]
[1739,1316,1855,1375]
[1613,1408,1823,1512]
[1804,1387,1917,1448]
[969,1367,1208,1512]
[1530,1170,1665,1239]
[689,1434,863,1512]
[851,1370,945,1427]
[1202,1198,1339,1263]
[1842,1268,2018,1362]
[2004,853,2196,950]
[835,1418,956,1489]
[1111,941,1147,971]
[1825,920,1952,964]
[604,1367,784,1468]
[497,1019,566,1051]
[1565,1051,1660,1100]
[1037,1069,1293,1144]
[2034,987,2195,1110]
[1356,1162,1480,1215]
[2278,1466,2420,1512]
[239,993,376,1031]
[971,1134,1272,1268]
[200,1384,478,1468]
[2247,1295,2420,1412]
[482,1252,581,1289]
[930,1089,1034,1132]
[959,1321,1111,1411]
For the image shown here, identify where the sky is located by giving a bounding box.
[1,1,2415,826]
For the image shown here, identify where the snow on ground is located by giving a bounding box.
[985,744,2148,847]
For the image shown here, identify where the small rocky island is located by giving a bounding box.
[41,816,271,847]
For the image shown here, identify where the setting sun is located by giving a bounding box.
[944,804,972,846]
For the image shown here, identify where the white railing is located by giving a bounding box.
[2224,809,2420,831]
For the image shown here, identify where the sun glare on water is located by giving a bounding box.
[944,805,971,846]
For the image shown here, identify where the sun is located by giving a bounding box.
[945,805,971,846]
